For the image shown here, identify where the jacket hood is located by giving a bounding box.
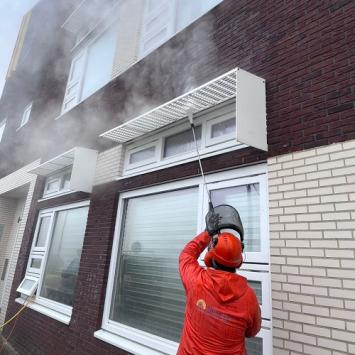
[207,269,248,303]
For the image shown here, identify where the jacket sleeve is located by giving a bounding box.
[245,289,262,338]
[179,231,211,292]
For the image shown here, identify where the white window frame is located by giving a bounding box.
[17,200,90,323]
[238,270,271,320]
[205,114,236,147]
[43,167,72,198]
[19,102,32,128]
[0,119,6,142]
[61,21,118,115]
[32,212,54,253]
[96,164,270,355]
[27,254,44,275]
[123,101,243,176]
[17,275,39,296]
[247,324,273,355]
[125,140,160,170]
[205,174,270,264]
[139,0,223,59]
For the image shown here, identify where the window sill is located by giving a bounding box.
[94,329,176,355]
[15,297,71,325]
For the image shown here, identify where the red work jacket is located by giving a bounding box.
[178,232,261,355]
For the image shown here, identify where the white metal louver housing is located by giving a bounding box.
[28,147,98,193]
[100,68,267,151]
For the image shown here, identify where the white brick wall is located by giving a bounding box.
[268,140,355,355]
[0,160,39,323]
[94,145,124,185]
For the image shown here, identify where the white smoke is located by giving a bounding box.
[0,0,39,96]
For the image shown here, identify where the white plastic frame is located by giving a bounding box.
[125,140,160,170]
[205,114,236,147]
[20,200,90,321]
[43,167,72,198]
[123,101,242,176]
[205,173,270,264]
[32,212,54,253]
[27,254,44,275]
[98,165,268,355]
[238,270,271,320]
[17,275,39,296]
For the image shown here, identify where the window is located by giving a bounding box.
[124,101,239,174]
[17,276,39,296]
[97,166,271,355]
[0,120,6,142]
[140,0,223,57]
[62,23,117,113]
[43,167,72,198]
[18,201,89,321]
[163,126,201,158]
[19,102,32,128]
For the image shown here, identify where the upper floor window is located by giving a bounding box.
[124,101,238,175]
[140,0,223,57]
[0,119,6,142]
[19,102,32,128]
[62,23,117,113]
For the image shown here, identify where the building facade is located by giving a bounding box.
[0,0,354,354]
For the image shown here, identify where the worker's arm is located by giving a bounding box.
[245,290,262,337]
[179,231,210,291]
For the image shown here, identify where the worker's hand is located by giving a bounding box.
[205,210,221,236]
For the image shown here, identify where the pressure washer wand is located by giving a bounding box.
[187,110,213,211]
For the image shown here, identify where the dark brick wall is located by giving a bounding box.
[0,0,354,177]
[5,147,265,354]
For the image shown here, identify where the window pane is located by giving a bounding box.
[40,206,89,306]
[0,122,6,142]
[211,184,261,252]
[110,188,199,342]
[21,279,36,291]
[70,53,85,82]
[129,146,156,164]
[211,117,236,139]
[248,280,262,304]
[61,172,71,190]
[35,216,51,247]
[46,179,60,193]
[176,1,201,31]
[163,126,201,158]
[21,104,32,126]
[30,258,42,269]
[177,0,222,32]
[246,336,263,355]
[81,25,117,100]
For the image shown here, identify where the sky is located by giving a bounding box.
[0,0,39,96]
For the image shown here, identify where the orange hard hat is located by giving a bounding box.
[204,232,243,269]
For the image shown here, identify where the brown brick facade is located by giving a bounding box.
[0,0,354,177]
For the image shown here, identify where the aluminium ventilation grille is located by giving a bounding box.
[100,68,239,144]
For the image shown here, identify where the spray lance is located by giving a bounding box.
[186,110,245,247]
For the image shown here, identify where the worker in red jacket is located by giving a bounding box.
[178,226,261,354]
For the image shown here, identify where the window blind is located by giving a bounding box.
[110,188,199,342]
